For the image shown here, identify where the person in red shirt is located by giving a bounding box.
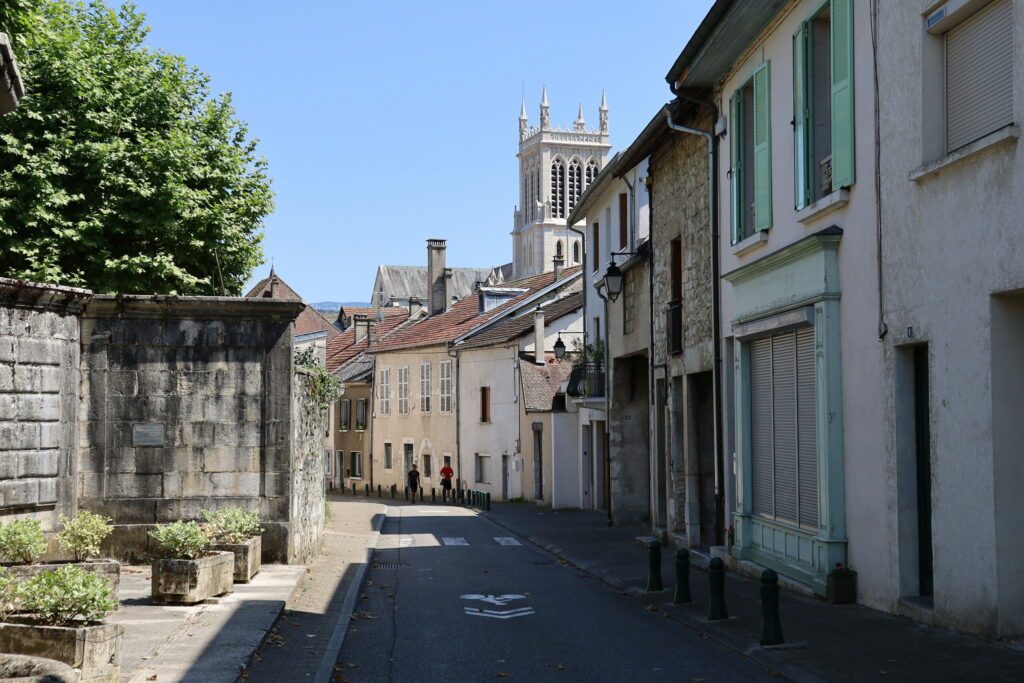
[440,462,455,502]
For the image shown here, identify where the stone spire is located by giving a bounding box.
[574,103,586,132]
[519,97,528,140]
[540,86,550,130]
[599,90,608,134]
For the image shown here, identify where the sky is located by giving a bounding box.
[128,0,714,303]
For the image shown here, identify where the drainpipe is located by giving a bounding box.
[663,99,725,543]
[448,345,462,492]
[594,282,613,527]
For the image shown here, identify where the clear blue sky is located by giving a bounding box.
[129,0,713,302]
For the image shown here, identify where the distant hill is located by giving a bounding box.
[311,301,371,313]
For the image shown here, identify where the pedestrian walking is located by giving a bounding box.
[440,462,454,501]
[407,463,421,503]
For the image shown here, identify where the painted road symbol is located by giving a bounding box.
[461,594,533,619]
[493,537,521,546]
[460,594,526,606]
[442,537,468,546]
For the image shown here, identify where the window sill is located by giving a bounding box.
[731,231,769,257]
[910,125,1019,183]
[796,189,850,224]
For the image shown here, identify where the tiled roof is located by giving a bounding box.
[369,269,577,354]
[244,269,301,300]
[375,265,497,303]
[337,306,408,325]
[245,269,338,340]
[458,289,583,350]
[296,306,340,338]
[520,357,575,412]
[326,310,412,372]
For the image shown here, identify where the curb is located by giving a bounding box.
[479,511,820,683]
[312,504,387,683]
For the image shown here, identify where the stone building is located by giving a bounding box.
[245,267,339,365]
[513,89,612,279]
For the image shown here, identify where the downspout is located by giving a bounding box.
[594,283,613,527]
[663,98,725,542]
[870,0,888,340]
[448,345,462,492]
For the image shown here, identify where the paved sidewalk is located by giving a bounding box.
[109,562,304,682]
[484,502,1024,683]
[241,493,386,683]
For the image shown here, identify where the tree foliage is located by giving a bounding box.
[0,1,272,294]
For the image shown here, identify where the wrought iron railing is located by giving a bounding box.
[566,362,605,399]
[667,300,683,356]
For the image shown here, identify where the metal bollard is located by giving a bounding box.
[365,484,370,497]
[431,488,436,503]
[404,486,409,501]
[759,569,784,646]
[646,540,664,592]
[484,492,491,512]
[707,557,728,621]
[390,484,395,499]
[351,482,356,496]
[378,484,382,498]
[674,548,692,604]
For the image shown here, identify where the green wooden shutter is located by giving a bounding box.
[729,91,743,244]
[830,0,855,189]
[752,62,772,232]
[793,24,810,209]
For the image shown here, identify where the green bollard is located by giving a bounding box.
[484,492,491,512]
[759,569,784,646]
[404,486,409,501]
[708,557,728,621]
[351,482,356,496]
[391,484,396,499]
[378,484,382,498]
[431,488,436,503]
[365,483,370,497]
[674,548,692,604]
[646,540,664,592]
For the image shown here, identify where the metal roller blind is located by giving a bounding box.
[750,338,774,517]
[772,334,798,525]
[796,328,819,529]
[946,0,1014,152]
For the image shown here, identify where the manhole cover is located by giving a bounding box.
[373,562,407,569]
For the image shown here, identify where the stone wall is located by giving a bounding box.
[77,294,313,563]
[0,279,90,532]
[288,368,326,564]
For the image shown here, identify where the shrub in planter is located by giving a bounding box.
[56,512,113,562]
[0,520,47,565]
[827,562,858,604]
[149,521,232,604]
[204,509,263,583]
[0,565,122,682]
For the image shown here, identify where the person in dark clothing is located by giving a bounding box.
[407,463,421,503]
[440,462,454,501]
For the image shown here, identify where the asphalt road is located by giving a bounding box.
[337,502,775,683]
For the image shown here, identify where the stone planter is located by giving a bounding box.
[827,572,858,604]
[0,621,122,683]
[211,535,261,583]
[6,561,121,605]
[0,653,77,682]
[151,551,234,605]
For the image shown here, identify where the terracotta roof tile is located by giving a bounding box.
[520,357,575,412]
[326,310,412,372]
[458,290,583,350]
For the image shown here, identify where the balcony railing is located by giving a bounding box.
[667,300,683,356]
[566,362,605,399]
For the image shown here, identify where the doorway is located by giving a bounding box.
[581,425,593,509]
[689,371,718,546]
[533,423,544,501]
[655,379,668,528]
[501,455,509,500]
[404,443,414,475]
[594,421,607,510]
[913,346,933,597]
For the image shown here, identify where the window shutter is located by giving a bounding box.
[796,327,819,529]
[793,23,811,209]
[946,0,1013,152]
[771,333,798,525]
[750,337,774,517]
[752,62,773,232]
[729,91,743,244]
[830,0,855,189]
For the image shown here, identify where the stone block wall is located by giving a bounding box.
[288,368,326,564]
[0,279,89,531]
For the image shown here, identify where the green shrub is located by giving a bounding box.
[0,568,18,621]
[202,508,262,545]
[56,512,113,561]
[18,565,116,625]
[149,521,210,559]
[0,520,47,564]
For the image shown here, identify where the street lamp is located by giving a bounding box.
[553,334,566,360]
[604,261,624,302]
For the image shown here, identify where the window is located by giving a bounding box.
[404,443,414,472]
[669,238,683,356]
[555,240,564,260]
[339,399,351,431]
[384,442,393,470]
[618,193,628,249]
[398,366,410,415]
[423,452,432,477]
[585,159,599,187]
[420,362,432,413]
[591,222,601,272]
[379,368,391,415]
[749,327,818,530]
[793,0,854,208]
[475,453,490,483]
[573,241,580,264]
[944,0,1013,153]
[350,451,363,479]
[443,455,452,469]
[567,159,582,215]
[440,360,453,413]
[355,398,367,430]
[551,159,566,218]
[480,386,491,422]
[730,62,771,243]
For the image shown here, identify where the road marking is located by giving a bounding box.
[442,537,468,546]
[463,607,535,619]
[460,594,525,606]
[493,537,521,546]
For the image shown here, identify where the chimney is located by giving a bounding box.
[552,254,565,281]
[443,268,453,312]
[426,238,447,315]
[367,320,378,346]
[533,308,545,365]
[353,316,369,343]
[408,297,422,317]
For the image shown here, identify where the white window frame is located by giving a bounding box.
[379,368,391,416]
[398,366,410,415]
[383,442,393,470]
[440,360,453,413]
[420,362,432,414]
[475,453,490,484]
[350,451,363,479]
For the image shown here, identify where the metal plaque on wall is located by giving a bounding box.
[132,423,165,447]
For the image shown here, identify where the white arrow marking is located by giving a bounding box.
[493,537,521,546]
[464,607,535,619]
[460,594,525,606]
[442,537,468,546]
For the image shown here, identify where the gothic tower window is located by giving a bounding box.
[556,240,564,259]
[585,159,599,188]
[567,159,582,215]
[551,159,566,218]
[573,240,580,264]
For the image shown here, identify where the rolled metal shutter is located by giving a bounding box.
[796,328,819,529]
[946,0,1014,152]
[751,338,774,517]
[771,333,798,525]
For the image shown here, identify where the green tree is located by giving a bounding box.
[0,1,271,294]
